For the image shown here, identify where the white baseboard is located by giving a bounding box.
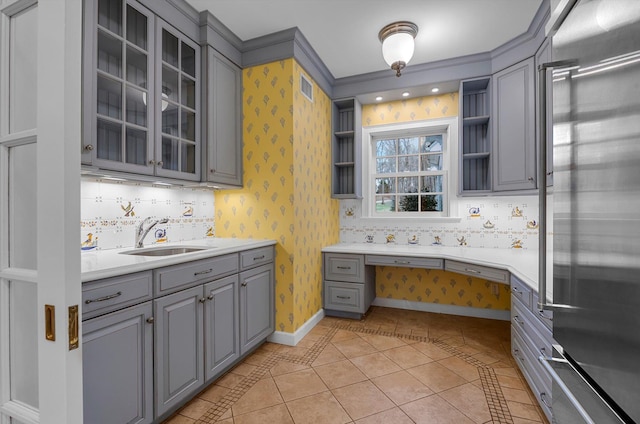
[267,308,325,346]
[372,297,511,321]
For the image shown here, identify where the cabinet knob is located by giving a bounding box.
[149,160,155,165]
[210,169,215,173]
[241,282,247,287]
[84,144,94,151]
[157,161,164,167]
[146,317,154,324]
[528,176,534,181]
[207,294,214,300]
[199,297,207,303]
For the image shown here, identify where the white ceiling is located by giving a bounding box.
[185,0,543,79]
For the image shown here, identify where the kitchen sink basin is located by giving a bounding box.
[120,246,211,256]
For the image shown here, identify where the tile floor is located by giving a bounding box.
[163,307,550,424]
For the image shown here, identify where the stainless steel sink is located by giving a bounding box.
[120,246,211,256]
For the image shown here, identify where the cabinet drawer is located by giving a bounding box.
[240,246,274,270]
[445,260,509,283]
[532,291,553,330]
[154,254,238,296]
[512,329,553,421]
[82,271,153,320]
[510,274,532,309]
[512,300,555,366]
[324,253,365,283]
[365,255,443,269]
[324,281,364,313]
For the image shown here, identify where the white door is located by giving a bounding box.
[0,1,83,423]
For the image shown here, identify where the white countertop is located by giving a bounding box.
[81,238,277,282]
[322,243,553,298]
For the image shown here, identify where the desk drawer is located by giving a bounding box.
[365,255,443,269]
[324,253,365,283]
[510,274,532,309]
[324,281,364,313]
[240,246,274,270]
[154,254,238,295]
[82,271,153,320]
[445,260,509,283]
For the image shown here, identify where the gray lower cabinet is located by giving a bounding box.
[323,253,375,319]
[239,263,275,355]
[83,247,274,422]
[83,302,153,424]
[492,57,536,191]
[204,274,240,379]
[154,285,204,418]
[510,274,555,422]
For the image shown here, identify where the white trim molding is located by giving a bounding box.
[267,308,325,346]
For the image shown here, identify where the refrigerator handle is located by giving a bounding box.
[539,355,597,424]
[537,60,577,311]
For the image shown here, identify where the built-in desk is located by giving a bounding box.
[322,243,544,319]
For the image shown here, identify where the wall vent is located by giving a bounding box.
[300,74,314,102]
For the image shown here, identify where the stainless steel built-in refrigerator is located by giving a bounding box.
[541,0,640,422]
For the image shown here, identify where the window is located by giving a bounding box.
[362,118,456,218]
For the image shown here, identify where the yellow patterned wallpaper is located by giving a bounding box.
[361,93,508,312]
[376,267,510,310]
[362,93,458,126]
[215,59,338,334]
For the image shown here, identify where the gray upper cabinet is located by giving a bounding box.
[492,57,536,191]
[83,302,153,424]
[83,0,200,181]
[535,38,553,187]
[459,77,492,194]
[203,47,243,186]
[154,285,204,418]
[331,98,362,198]
[239,263,274,355]
[204,274,240,380]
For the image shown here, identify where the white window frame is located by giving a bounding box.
[361,117,460,222]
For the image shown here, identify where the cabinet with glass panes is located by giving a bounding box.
[82,0,200,181]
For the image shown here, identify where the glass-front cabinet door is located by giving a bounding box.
[83,0,200,181]
[155,22,200,180]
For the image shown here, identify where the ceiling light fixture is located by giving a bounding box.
[431,87,440,93]
[378,21,418,77]
[375,96,383,101]
[402,91,410,97]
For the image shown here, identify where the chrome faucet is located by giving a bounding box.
[135,217,169,248]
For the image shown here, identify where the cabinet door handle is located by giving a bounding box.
[199,297,207,303]
[207,294,214,300]
[241,282,247,287]
[146,317,154,324]
[336,266,351,270]
[194,269,213,276]
[540,392,551,409]
[253,255,265,261]
[85,291,122,304]
[336,295,351,300]
[538,309,552,321]
[513,315,524,327]
[511,287,521,295]
[464,268,481,274]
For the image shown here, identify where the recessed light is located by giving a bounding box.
[402,91,410,97]
[431,87,440,93]
[375,96,383,101]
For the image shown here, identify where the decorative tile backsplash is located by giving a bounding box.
[81,179,215,251]
[339,195,553,250]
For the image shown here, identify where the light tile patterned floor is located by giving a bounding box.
[163,306,549,424]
